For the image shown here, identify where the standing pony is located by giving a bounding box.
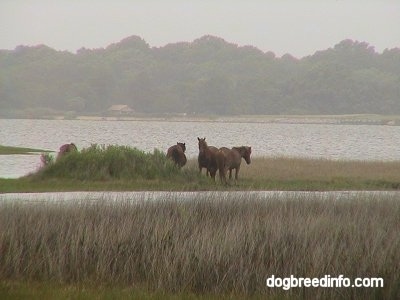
[197,137,218,180]
[216,146,252,185]
[167,142,187,167]
[57,143,77,161]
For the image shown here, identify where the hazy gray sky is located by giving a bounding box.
[1,1,399,58]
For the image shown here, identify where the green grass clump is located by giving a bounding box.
[36,144,181,181]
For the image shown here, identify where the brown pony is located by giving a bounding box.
[216,146,252,184]
[197,137,218,180]
[167,142,187,167]
[56,143,77,161]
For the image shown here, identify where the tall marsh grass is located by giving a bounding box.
[1,194,399,299]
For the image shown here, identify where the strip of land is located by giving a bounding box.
[0,145,52,155]
[1,156,399,193]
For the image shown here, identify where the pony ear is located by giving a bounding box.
[197,137,200,141]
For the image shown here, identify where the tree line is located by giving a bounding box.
[0,35,399,117]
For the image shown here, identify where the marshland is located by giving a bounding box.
[1,142,400,299]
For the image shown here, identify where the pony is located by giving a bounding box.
[166,142,187,167]
[56,143,78,161]
[197,137,218,180]
[216,146,252,185]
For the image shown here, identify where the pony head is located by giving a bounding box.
[177,142,186,152]
[197,137,207,151]
[242,146,252,164]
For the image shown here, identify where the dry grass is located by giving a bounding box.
[238,157,400,189]
[1,193,399,299]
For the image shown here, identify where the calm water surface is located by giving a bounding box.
[1,119,399,178]
[1,191,399,202]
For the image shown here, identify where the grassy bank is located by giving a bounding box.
[1,155,400,193]
[1,194,399,299]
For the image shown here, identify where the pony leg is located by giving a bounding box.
[219,168,226,184]
[219,169,223,183]
[234,166,240,184]
[210,169,217,182]
[224,168,229,185]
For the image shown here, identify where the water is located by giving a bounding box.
[1,118,399,178]
[1,190,399,203]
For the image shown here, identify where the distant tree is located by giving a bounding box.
[0,36,399,116]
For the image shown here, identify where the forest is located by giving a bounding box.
[0,35,399,117]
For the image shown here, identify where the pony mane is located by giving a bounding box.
[197,137,208,151]
[233,146,251,155]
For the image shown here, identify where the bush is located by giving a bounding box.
[37,144,181,180]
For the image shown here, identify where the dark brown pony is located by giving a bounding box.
[57,143,77,161]
[197,137,218,180]
[216,146,252,184]
[167,142,187,167]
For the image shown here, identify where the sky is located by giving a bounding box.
[1,1,399,58]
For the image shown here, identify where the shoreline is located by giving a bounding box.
[1,113,400,125]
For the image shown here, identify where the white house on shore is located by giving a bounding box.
[107,104,134,115]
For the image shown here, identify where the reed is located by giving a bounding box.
[1,193,399,299]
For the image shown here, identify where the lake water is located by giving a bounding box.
[1,191,399,203]
[1,118,399,178]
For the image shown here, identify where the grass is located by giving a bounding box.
[0,281,251,300]
[0,194,399,299]
[240,156,400,190]
[0,145,52,155]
